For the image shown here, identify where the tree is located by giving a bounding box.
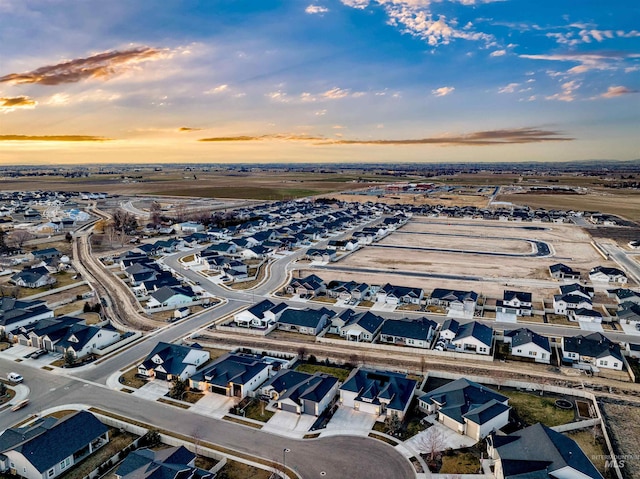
[65,231,73,243]
[9,229,33,249]
[415,426,446,463]
[297,346,307,361]
[168,376,188,399]
[150,201,162,226]
[0,382,7,396]
[64,350,76,367]
[384,412,403,436]
[140,430,161,448]
[0,228,8,254]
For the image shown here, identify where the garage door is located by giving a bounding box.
[357,401,379,415]
[209,385,227,395]
[281,402,299,414]
[18,338,30,346]
[155,371,168,381]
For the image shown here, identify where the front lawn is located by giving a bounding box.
[501,390,574,427]
[440,453,481,474]
[241,399,274,422]
[119,367,148,389]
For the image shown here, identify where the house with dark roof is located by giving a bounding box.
[331,309,385,342]
[305,248,337,263]
[618,302,640,324]
[553,294,592,315]
[8,315,81,348]
[29,247,62,261]
[190,352,272,397]
[0,297,54,335]
[138,341,210,381]
[503,328,551,364]
[438,318,460,342]
[10,266,56,289]
[233,299,288,329]
[559,283,594,299]
[589,266,627,284]
[487,423,604,479]
[450,321,493,355]
[419,378,510,441]
[55,323,121,359]
[276,307,332,335]
[570,307,603,323]
[286,274,326,297]
[562,333,624,371]
[339,368,417,420]
[262,370,340,416]
[379,317,437,349]
[115,445,212,479]
[327,281,371,302]
[146,286,196,309]
[0,411,109,479]
[548,263,581,280]
[495,290,532,322]
[429,288,478,319]
[608,288,640,307]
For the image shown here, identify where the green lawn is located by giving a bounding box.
[242,399,275,422]
[440,453,481,474]
[295,363,352,382]
[501,390,574,427]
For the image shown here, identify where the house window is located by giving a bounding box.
[614,363,619,368]
[516,349,522,353]
[49,469,55,477]
[65,458,71,467]
[529,351,537,356]
[601,361,608,366]
[60,460,66,470]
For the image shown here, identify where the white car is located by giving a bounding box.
[7,372,23,383]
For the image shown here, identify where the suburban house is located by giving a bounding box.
[0,297,54,335]
[618,303,640,324]
[123,262,159,286]
[234,299,288,329]
[419,378,510,441]
[138,342,210,381]
[55,323,121,359]
[625,342,640,359]
[450,321,494,355]
[10,266,56,289]
[327,281,371,302]
[495,290,532,322]
[305,248,337,263]
[190,352,272,397]
[9,316,81,348]
[559,283,594,299]
[115,446,213,479]
[438,318,460,342]
[286,274,326,297]
[146,286,196,309]
[487,423,604,479]
[379,317,437,349]
[29,247,62,261]
[553,294,592,315]
[562,333,624,371]
[376,283,424,305]
[548,263,581,280]
[262,369,340,416]
[429,289,478,319]
[177,221,204,233]
[339,368,417,420]
[608,288,640,307]
[276,307,332,335]
[331,309,385,342]
[0,411,109,479]
[570,307,603,323]
[503,328,551,364]
[589,266,627,284]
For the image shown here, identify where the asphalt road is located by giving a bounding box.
[0,360,415,479]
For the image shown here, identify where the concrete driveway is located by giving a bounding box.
[0,344,37,360]
[132,380,170,401]
[579,321,604,332]
[406,416,477,453]
[189,391,237,419]
[262,410,316,435]
[323,406,377,433]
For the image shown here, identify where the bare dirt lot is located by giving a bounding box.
[325,192,491,208]
[305,217,619,299]
[600,401,640,479]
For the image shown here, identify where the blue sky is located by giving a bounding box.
[0,0,638,164]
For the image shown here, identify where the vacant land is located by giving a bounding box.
[600,401,640,479]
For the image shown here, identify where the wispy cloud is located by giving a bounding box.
[490,49,506,57]
[0,135,110,141]
[601,85,638,98]
[432,86,455,97]
[305,4,329,14]
[268,87,365,103]
[178,127,202,132]
[205,84,229,94]
[0,96,37,112]
[0,47,170,86]
[198,127,572,146]
[546,80,580,102]
[520,52,640,75]
[498,82,519,93]
[547,24,640,47]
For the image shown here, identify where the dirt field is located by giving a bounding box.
[306,217,618,299]
[324,192,491,208]
[600,401,640,479]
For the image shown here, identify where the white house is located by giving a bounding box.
[190,352,272,397]
[56,324,121,359]
[562,333,624,371]
[146,286,195,309]
[589,266,627,284]
[553,294,592,315]
[503,328,551,364]
[450,321,493,355]
[138,342,210,381]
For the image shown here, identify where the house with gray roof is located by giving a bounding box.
[429,288,478,319]
[262,369,340,416]
[331,309,385,342]
[548,263,581,280]
[496,290,532,322]
[503,328,551,364]
[0,411,109,479]
[339,367,417,420]
[488,423,604,479]
[190,352,272,397]
[234,299,288,329]
[419,378,510,441]
[589,265,627,284]
[562,332,623,371]
[608,288,640,307]
[55,323,121,359]
[138,341,210,381]
[115,446,212,479]
[450,321,493,355]
[10,266,56,289]
[379,317,437,349]
[0,297,54,335]
[276,307,332,335]
[146,286,196,310]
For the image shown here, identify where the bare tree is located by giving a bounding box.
[9,229,33,248]
[415,426,447,462]
[150,201,162,226]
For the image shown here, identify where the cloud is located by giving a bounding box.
[198,127,571,146]
[340,0,369,8]
[601,86,638,98]
[546,80,580,102]
[0,135,109,141]
[498,82,519,93]
[432,86,455,97]
[306,4,329,14]
[269,87,364,103]
[206,84,229,94]
[0,47,169,86]
[0,96,37,112]
[178,127,202,132]
[520,52,640,75]
[322,87,351,99]
[490,49,506,57]
[547,24,639,47]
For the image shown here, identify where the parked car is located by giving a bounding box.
[11,399,29,412]
[7,372,23,383]
[30,349,48,359]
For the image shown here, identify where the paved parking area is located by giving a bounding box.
[619,321,640,336]
[132,381,170,401]
[189,392,237,419]
[324,406,377,432]
[262,411,316,435]
[579,321,604,332]
[0,344,37,360]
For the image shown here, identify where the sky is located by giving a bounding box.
[0,0,639,165]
